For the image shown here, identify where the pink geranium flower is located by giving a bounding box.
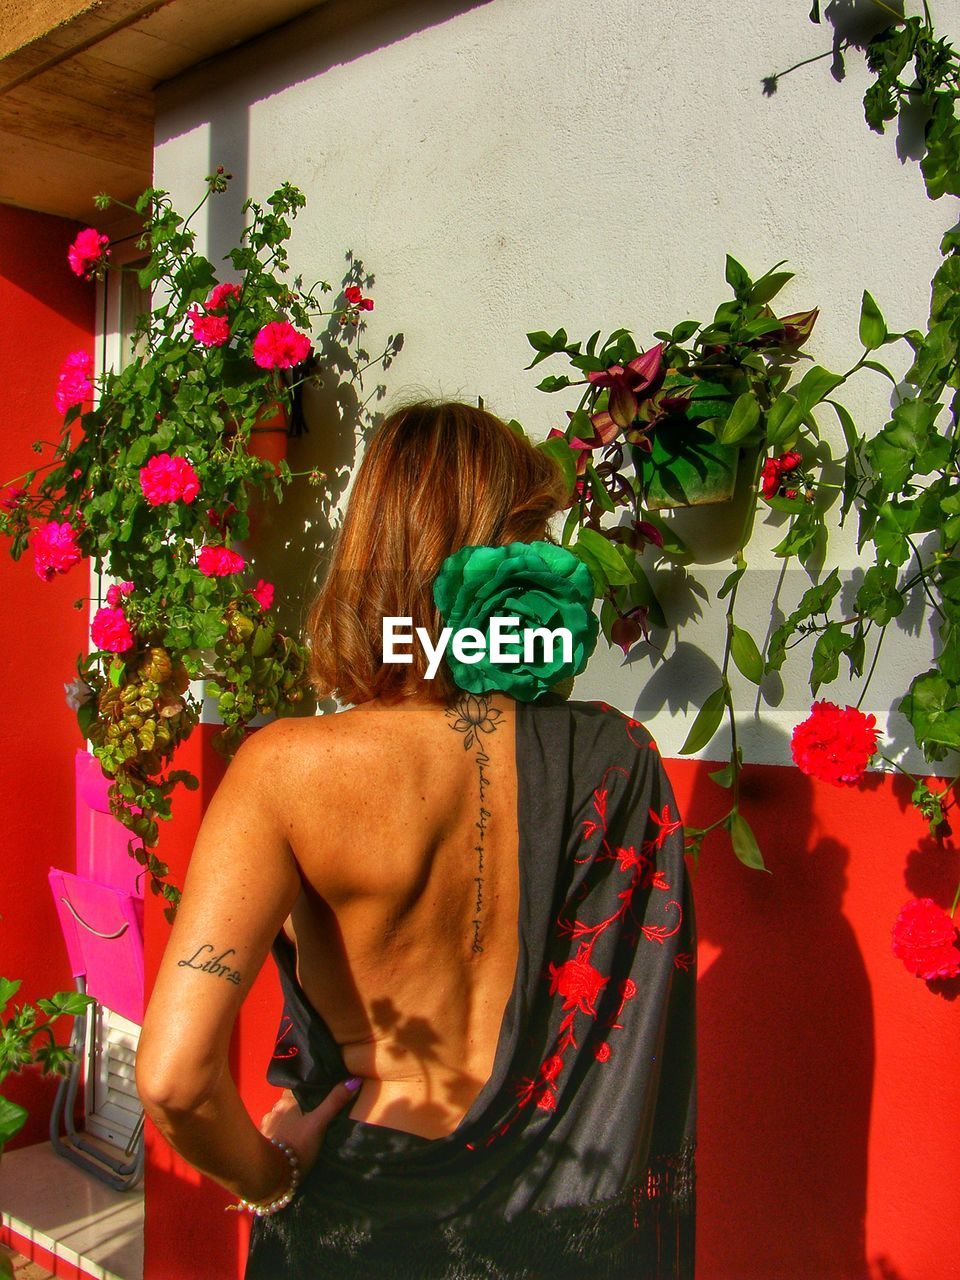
[247,578,274,611]
[140,454,200,505]
[1,485,27,511]
[206,282,242,311]
[54,350,94,414]
[32,521,82,582]
[106,580,135,607]
[68,228,110,280]
[91,606,134,653]
[186,306,230,348]
[252,321,311,369]
[197,545,246,577]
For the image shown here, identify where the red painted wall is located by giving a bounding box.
[140,728,960,1280]
[0,205,95,1150]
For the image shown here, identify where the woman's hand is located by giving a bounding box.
[258,1078,362,1183]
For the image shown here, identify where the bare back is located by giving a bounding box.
[275,691,521,1141]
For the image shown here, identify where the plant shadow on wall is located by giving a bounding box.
[0,171,401,921]
[512,1,960,992]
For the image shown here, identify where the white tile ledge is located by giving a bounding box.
[0,1144,142,1280]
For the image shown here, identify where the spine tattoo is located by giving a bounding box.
[445,693,502,954]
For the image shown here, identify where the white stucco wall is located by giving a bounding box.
[153,0,959,768]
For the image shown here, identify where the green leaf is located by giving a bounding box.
[572,528,634,588]
[793,365,845,414]
[730,625,764,684]
[858,290,887,350]
[900,671,960,755]
[728,812,768,872]
[678,685,727,755]
[765,392,804,447]
[717,564,745,600]
[0,1095,29,1147]
[724,254,752,296]
[0,979,21,1013]
[855,565,904,625]
[536,434,578,495]
[748,267,794,305]
[718,392,761,445]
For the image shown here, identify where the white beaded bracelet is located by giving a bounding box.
[224,1138,301,1217]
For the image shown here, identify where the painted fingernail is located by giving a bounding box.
[344,1075,363,1092]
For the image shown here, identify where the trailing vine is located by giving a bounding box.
[524,2,960,947]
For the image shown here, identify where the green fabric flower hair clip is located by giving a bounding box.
[432,540,599,702]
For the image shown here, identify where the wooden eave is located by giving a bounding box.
[0,0,327,224]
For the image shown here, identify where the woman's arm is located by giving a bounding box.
[135,721,303,1198]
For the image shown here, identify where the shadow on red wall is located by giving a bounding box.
[0,204,94,1149]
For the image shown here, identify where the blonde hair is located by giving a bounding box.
[305,399,570,704]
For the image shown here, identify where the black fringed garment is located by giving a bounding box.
[245,695,697,1279]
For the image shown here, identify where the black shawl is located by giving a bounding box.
[245,695,696,1279]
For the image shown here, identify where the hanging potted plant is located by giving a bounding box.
[0,171,392,921]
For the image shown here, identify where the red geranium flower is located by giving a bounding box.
[891,898,960,980]
[206,282,242,311]
[790,701,880,786]
[761,450,804,500]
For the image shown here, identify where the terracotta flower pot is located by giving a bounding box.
[246,400,290,470]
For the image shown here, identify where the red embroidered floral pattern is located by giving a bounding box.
[271,1013,300,1061]
[467,704,687,1152]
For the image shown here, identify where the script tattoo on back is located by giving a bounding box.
[445,693,502,954]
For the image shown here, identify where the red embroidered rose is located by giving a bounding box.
[619,978,637,1000]
[539,1054,564,1081]
[790,701,880,786]
[594,1041,611,1062]
[535,1090,556,1111]
[547,950,609,1016]
[891,898,960,980]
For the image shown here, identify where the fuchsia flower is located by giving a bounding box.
[32,521,82,582]
[206,282,242,311]
[140,454,200,505]
[252,321,312,369]
[54,351,94,414]
[105,580,134,607]
[68,228,110,280]
[197,545,246,577]
[247,579,274,611]
[186,306,230,347]
[891,898,960,980]
[587,343,666,431]
[91,606,134,653]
